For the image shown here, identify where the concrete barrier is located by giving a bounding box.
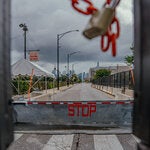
[13,100,133,127]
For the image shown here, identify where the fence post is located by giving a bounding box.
[120,72,122,88]
[113,74,115,88]
[123,72,126,94]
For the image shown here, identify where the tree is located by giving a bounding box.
[124,45,134,66]
[70,74,79,83]
[60,75,67,82]
[94,69,111,80]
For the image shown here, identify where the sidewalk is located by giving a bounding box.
[92,84,134,100]
[12,85,74,101]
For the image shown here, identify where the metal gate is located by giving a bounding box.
[0,0,13,149]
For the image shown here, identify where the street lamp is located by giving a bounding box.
[67,51,80,87]
[57,30,79,90]
[19,23,28,59]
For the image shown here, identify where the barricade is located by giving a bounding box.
[13,100,133,127]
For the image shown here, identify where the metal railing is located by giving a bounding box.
[92,70,134,92]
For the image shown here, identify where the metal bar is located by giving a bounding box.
[123,72,125,93]
[129,71,131,89]
[109,0,121,9]
[67,54,69,87]
[24,30,27,59]
[45,76,47,93]
[0,0,13,149]
[120,72,121,88]
[18,76,20,95]
[133,0,150,148]
[116,72,118,88]
[113,74,115,88]
[57,34,59,90]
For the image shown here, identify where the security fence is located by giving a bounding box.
[92,70,134,92]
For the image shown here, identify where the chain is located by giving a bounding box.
[72,0,97,15]
[101,17,120,56]
[71,0,120,57]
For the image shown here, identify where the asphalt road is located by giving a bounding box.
[52,83,113,101]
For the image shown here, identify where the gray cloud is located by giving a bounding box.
[11,0,133,72]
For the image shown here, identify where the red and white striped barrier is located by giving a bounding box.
[13,101,134,105]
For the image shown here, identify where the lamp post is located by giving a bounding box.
[57,30,79,90]
[67,51,80,87]
[19,23,28,59]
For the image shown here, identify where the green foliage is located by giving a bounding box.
[12,74,80,95]
[124,46,134,66]
[70,74,79,83]
[124,55,134,66]
[19,81,29,94]
[94,69,111,80]
[47,77,54,82]
[12,79,29,94]
[48,82,55,89]
[60,75,67,82]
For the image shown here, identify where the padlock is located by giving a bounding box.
[83,7,115,39]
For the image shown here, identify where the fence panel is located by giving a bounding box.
[92,70,134,91]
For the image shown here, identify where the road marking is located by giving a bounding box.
[42,134,74,150]
[117,134,137,150]
[14,134,23,141]
[94,135,124,150]
[9,134,52,150]
[132,134,141,143]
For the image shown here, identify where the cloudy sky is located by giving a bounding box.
[11,0,133,74]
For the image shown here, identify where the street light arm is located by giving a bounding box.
[69,51,80,56]
[58,30,79,40]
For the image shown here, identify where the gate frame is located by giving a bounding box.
[0,0,13,150]
[0,0,150,149]
[133,0,150,149]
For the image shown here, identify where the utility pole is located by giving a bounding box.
[19,24,28,59]
[67,54,69,87]
[57,34,59,90]
[56,30,79,90]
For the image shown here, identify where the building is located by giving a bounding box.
[77,72,89,82]
[89,62,130,80]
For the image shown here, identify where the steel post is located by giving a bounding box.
[57,34,59,90]
[133,0,150,148]
[0,0,13,149]
[24,29,27,59]
[67,54,69,87]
